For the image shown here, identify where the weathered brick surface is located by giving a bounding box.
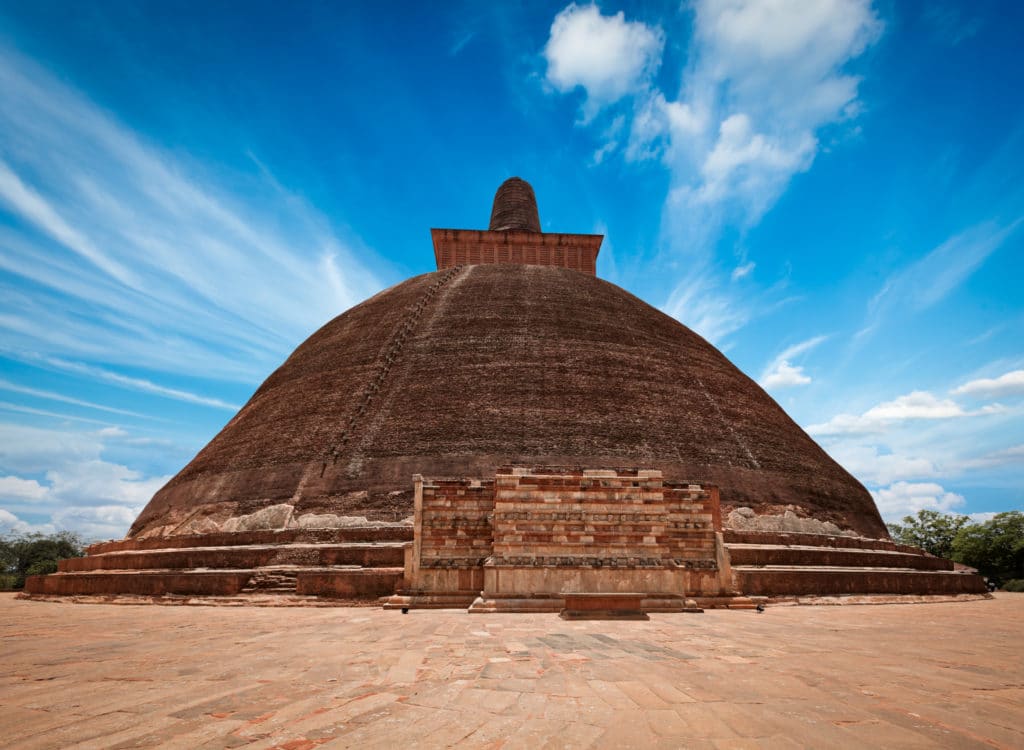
[431,229,602,275]
[87,527,412,555]
[489,470,718,570]
[488,177,542,232]
[130,239,887,540]
[417,478,495,569]
[405,468,722,600]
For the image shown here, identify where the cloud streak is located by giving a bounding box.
[0,45,382,389]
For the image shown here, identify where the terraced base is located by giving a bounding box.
[724,530,988,598]
[734,567,988,596]
[24,526,412,602]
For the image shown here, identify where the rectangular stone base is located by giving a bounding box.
[560,592,649,620]
[382,591,480,610]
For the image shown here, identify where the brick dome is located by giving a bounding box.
[130,264,887,539]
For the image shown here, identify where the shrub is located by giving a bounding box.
[1002,579,1024,592]
[25,559,59,577]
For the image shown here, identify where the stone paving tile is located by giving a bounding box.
[1,593,1023,748]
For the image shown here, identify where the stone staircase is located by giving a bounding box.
[724,530,988,598]
[24,526,412,603]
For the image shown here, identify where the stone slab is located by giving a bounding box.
[1,593,1022,748]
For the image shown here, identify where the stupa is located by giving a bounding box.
[26,178,986,605]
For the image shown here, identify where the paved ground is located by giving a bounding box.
[1,593,1021,749]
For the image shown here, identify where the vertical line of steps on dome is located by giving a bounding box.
[320,265,465,479]
[23,526,413,604]
[724,530,989,599]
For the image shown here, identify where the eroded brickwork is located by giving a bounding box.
[417,477,494,570]
[406,468,723,599]
[431,229,602,275]
[490,469,717,570]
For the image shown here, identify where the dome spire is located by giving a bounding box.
[489,177,541,233]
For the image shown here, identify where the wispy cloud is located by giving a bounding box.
[662,268,752,345]
[0,44,382,388]
[37,358,240,412]
[859,219,1022,340]
[730,261,755,281]
[0,378,152,419]
[0,401,115,426]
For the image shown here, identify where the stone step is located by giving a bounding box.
[726,544,953,571]
[723,530,921,555]
[383,591,481,610]
[26,565,406,600]
[733,566,988,597]
[295,568,404,598]
[60,542,407,572]
[24,569,254,597]
[86,525,414,555]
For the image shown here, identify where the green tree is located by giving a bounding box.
[0,531,84,589]
[887,509,971,559]
[952,512,1024,584]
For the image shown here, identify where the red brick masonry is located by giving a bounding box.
[431,228,602,275]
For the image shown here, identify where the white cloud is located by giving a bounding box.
[825,443,938,485]
[544,4,664,119]
[760,334,827,389]
[865,391,969,420]
[0,508,55,535]
[808,390,1002,435]
[952,369,1024,399]
[542,1,884,338]
[695,113,816,210]
[761,361,811,389]
[50,505,143,541]
[0,475,48,501]
[871,481,965,521]
[0,422,170,539]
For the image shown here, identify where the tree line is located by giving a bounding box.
[887,510,1023,590]
[0,531,84,590]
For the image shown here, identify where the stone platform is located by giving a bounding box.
[723,530,988,597]
[24,526,412,602]
[24,476,987,605]
[2,593,1021,748]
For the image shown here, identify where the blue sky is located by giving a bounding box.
[0,0,1021,539]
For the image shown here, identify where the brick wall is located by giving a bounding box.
[406,468,722,596]
[431,229,602,275]
[490,469,717,570]
[416,477,495,570]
